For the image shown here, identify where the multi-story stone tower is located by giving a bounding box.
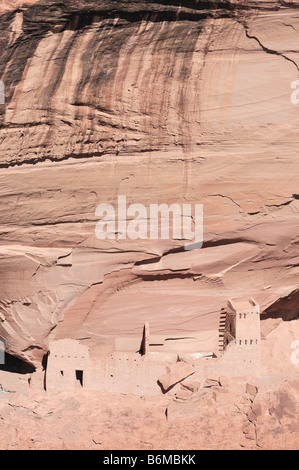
[219,298,261,373]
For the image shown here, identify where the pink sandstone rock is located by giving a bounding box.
[204,378,220,388]
[0,0,298,367]
[174,385,194,401]
[0,0,298,451]
[246,383,258,398]
[180,380,200,394]
[158,361,196,393]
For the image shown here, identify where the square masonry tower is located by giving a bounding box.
[223,298,261,353]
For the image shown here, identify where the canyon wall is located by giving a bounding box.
[0,0,298,366]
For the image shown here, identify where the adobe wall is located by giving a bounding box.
[46,342,262,393]
[235,311,260,346]
[46,339,90,391]
[46,300,262,394]
[219,301,261,375]
[205,343,261,377]
[46,341,168,395]
[87,352,166,396]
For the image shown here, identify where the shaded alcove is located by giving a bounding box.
[0,352,35,374]
[262,289,299,322]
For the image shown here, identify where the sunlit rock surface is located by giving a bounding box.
[0,0,298,367]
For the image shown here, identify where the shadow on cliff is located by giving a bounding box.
[0,352,35,374]
[262,289,299,323]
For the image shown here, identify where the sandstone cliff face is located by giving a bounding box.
[0,0,298,366]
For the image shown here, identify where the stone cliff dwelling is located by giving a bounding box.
[221,298,261,353]
[46,339,89,391]
[213,298,261,376]
[45,299,261,394]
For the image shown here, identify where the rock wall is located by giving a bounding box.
[0,0,298,366]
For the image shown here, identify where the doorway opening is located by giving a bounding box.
[75,370,83,387]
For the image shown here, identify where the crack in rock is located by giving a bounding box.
[242,22,299,74]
